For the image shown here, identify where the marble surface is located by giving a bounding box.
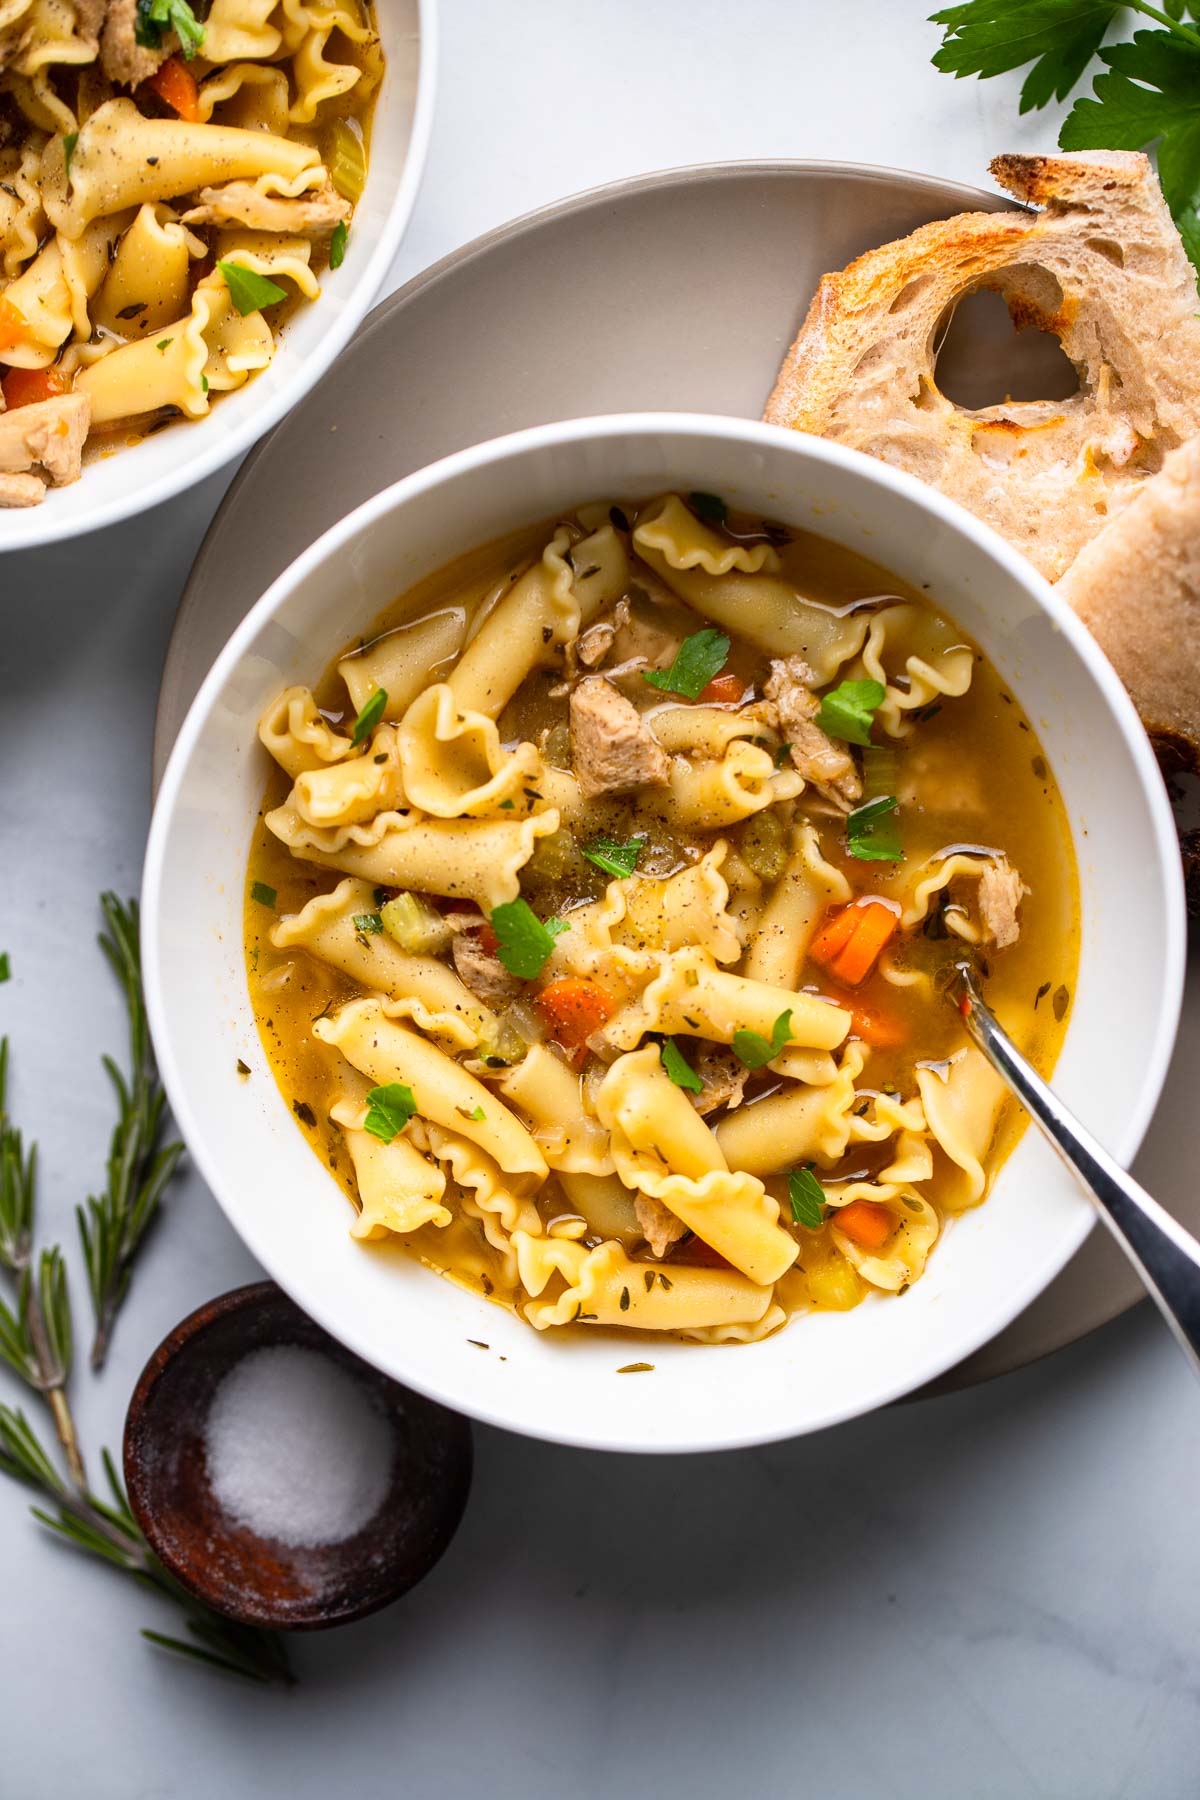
[1,2,1197,1793]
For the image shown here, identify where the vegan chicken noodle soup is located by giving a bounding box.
[246,494,1079,1343]
[0,0,381,507]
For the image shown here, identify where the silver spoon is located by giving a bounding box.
[947,962,1200,1376]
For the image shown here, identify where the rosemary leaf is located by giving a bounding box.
[77,896,183,1370]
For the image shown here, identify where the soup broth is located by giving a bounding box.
[246,494,1079,1343]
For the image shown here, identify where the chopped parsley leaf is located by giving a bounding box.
[329,220,349,270]
[846,794,903,862]
[363,1082,416,1144]
[250,881,277,909]
[582,833,644,881]
[350,686,387,747]
[788,1166,826,1229]
[0,952,9,983]
[490,899,568,979]
[815,677,886,748]
[732,1008,793,1070]
[218,259,289,318]
[352,912,383,934]
[660,1037,702,1092]
[642,628,731,701]
[135,0,206,58]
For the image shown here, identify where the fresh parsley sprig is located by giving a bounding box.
[77,897,183,1372]
[930,2,1200,272]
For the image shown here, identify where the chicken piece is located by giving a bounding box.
[569,675,670,798]
[0,393,90,486]
[975,858,1027,950]
[451,931,523,1006]
[689,1045,748,1118]
[75,0,107,43]
[764,655,862,806]
[575,618,616,668]
[609,593,681,674]
[100,0,172,84]
[635,1193,687,1260]
[0,470,46,507]
[182,180,350,236]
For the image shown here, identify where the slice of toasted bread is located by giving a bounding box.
[764,152,1200,581]
[1057,434,1200,774]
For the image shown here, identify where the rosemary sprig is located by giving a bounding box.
[0,1041,86,1487]
[77,895,183,1370]
[0,1410,293,1686]
[0,1035,291,1687]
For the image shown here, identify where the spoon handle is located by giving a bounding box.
[955,967,1200,1378]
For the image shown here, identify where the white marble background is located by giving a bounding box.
[1,2,1198,1794]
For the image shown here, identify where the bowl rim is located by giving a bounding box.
[0,0,438,555]
[143,411,1188,1451]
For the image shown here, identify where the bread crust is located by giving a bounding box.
[1057,434,1200,773]
[765,152,1200,581]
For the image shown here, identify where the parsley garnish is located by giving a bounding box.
[0,952,9,983]
[582,833,644,880]
[490,899,568,979]
[732,1008,793,1070]
[788,1166,826,1229]
[642,628,731,701]
[250,881,276,908]
[352,912,383,934]
[469,1104,486,1121]
[363,1082,416,1145]
[218,260,289,318]
[330,220,349,270]
[660,1037,702,1092]
[930,2,1200,274]
[134,0,206,58]
[815,678,886,748]
[62,133,77,181]
[846,795,903,862]
[156,337,173,352]
[350,686,387,747]
[689,490,728,526]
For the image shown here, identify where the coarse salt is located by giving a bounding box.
[204,1344,393,1547]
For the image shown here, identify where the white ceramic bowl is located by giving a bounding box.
[143,415,1186,1453]
[0,0,436,554]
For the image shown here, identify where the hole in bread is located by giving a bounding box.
[1086,237,1125,267]
[934,288,1079,410]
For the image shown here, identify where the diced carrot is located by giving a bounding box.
[0,297,29,354]
[809,899,899,986]
[2,365,71,409]
[536,977,615,1050]
[145,55,201,122]
[832,1199,892,1250]
[697,672,747,706]
[846,999,907,1049]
